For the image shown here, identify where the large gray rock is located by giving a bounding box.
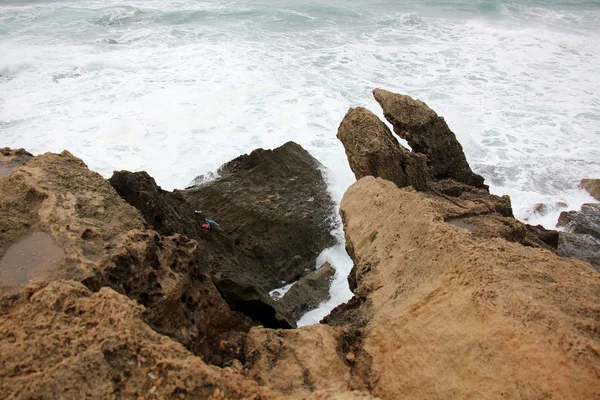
[372,89,487,190]
[181,142,338,291]
[109,170,296,329]
[336,107,429,191]
[276,262,336,321]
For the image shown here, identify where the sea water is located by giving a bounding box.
[1,0,599,324]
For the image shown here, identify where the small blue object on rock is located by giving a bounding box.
[205,218,220,227]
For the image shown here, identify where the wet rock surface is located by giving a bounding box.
[109,170,295,329]
[182,141,337,290]
[0,231,65,286]
[109,150,339,329]
[556,203,600,271]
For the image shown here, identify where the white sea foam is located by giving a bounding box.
[1,0,599,324]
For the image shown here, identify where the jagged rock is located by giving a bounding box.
[557,232,600,272]
[277,262,335,321]
[245,325,355,396]
[181,141,338,290]
[336,177,600,398]
[372,89,487,189]
[557,203,600,240]
[556,203,600,271]
[581,178,600,201]
[533,202,568,216]
[0,151,253,366]
[0,147,33,179]
[0,280,283,399]
[109,169,333,329]
[336,107,429,191]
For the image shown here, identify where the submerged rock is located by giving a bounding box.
[182,141,338,289]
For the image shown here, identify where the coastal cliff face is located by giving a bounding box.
[1,90,600,399]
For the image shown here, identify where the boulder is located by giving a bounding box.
[557,203,600,240]
[581,178,600,201]
[109,170,295,329]
[244,325,356,396]
[557,232,600,272]
[0,151,253,366]
[372,89,487,189]
[335,177,600,399]
[181,141,338,290]
[109,167,339,329]
[556,203,600,271]
[276,262,336,321]
[336,107,429,191]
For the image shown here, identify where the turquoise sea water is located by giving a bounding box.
[1,0,599,322]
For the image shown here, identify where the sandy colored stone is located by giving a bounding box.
[581,178,600,201]
[0,280,279,400]
[336,107,429,191]
[338,177,600,399]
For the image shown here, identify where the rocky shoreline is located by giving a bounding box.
[1,91,599,399]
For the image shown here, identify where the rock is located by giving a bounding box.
[277,262,336,321]
[526,224,560,249]
[581,178,600,201]
[0,280,282,399]
[181,141,338,290]
[0,147,33,179]
[372,89,487,189]
[109,170,208,239]
[336,107,429,191]
[532,201,568,217]
[557,232,600,272]
[555,203,600,271]
[557,203,600,240]
[0,151,253,366]
[334,177,600,399]
[244,325,354,396]
[109,169,316,330]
